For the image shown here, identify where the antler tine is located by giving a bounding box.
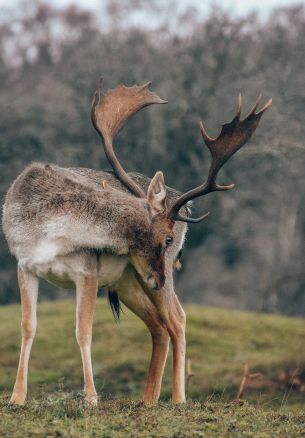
[168,94,272,223]
[199,120,214,143]
[236,92,242,118]
[199,93,240,145]
[245,93,262,119]
[257,97,272,115]
[174,211,210,224]
[91,78,167,198]
[140,81,152,90]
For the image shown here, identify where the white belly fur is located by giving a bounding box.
[20,245,129,290]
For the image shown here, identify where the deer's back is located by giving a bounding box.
[2,163,187,288]
[3,162,184,241]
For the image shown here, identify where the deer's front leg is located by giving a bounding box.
[143,321,169,403]
[152,286,186,403]
[114,267,170,404]
[75,274,98,406]
[166,294,186,403]
[10,267,39,405]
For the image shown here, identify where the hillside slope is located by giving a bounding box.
[0,299,304,436]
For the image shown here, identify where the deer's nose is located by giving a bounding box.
[157,273,165,290]
[146,273,158,290]
[146,272,165,291]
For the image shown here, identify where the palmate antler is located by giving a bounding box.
[167,94,272,223]
[91,79,272,222]
[91,78,167,198]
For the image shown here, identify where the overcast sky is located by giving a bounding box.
[0,0,303,17]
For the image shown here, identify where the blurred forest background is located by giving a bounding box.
[0,0,304,315]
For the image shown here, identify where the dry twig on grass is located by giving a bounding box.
[234,363,262,402]
[186,358,195,395]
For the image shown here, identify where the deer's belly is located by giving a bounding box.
[96,254,129,288]
[24,250,129,290]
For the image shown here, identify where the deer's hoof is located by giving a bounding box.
[85,394,98,406]
[9,392,26,405]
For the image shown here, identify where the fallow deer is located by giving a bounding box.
[2,79,271,405]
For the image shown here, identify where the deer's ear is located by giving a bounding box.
[147,171,167,216]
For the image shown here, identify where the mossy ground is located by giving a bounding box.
[0,298,304,436]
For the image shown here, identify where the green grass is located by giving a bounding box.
[1,396,304,438]
[0,298,305,437]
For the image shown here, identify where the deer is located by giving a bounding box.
[2,78,271,406]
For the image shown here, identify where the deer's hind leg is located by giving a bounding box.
[10,267,39,405]
[75,273,98,406]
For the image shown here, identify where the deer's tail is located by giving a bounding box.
[107,290,121,320]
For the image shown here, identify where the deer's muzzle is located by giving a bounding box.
[145,271,165,291]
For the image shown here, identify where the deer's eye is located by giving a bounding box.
[165,236,173,246]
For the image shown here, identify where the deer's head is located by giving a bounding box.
[129,171,175,290]
[103,171,174,290]
[92,79,271,291]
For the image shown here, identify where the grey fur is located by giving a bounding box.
[2,162,187,291]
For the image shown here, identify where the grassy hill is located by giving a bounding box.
[0,298,304,437]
